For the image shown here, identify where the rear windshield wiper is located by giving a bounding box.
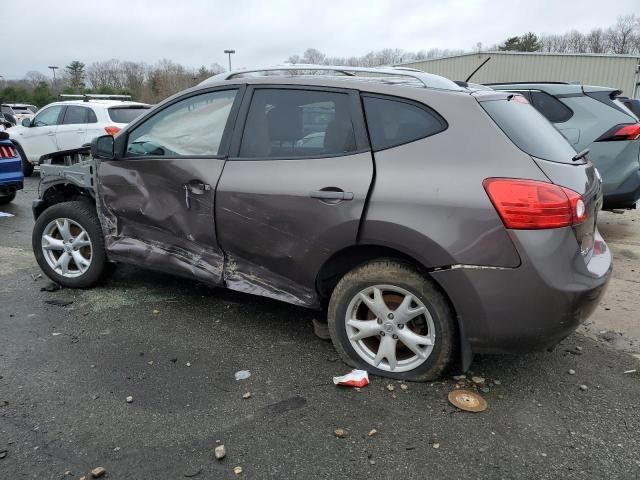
[572,148,589,162]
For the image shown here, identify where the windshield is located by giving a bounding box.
[108,106,150,124]
[481,96,578,164]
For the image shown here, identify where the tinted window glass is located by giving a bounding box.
[481,97,577,164]
[362,95,447,151]
[62,106,89,125]
[87,108,98,123]
[127,90,236,157]
[239,89,356,158]
[530,91,573,123]
[33,105,63,126]
[108,106,150,124]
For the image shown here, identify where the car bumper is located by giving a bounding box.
[603,168,640,210]
[0,172,23,193]
[431,227,612,354]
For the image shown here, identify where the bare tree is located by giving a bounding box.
[607,15,637,54]
[585,28,607,53]
[24,71,48,88]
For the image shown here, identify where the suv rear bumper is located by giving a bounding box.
[431,228,611,354]
[603,169,640,210]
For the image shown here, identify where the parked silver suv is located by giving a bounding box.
[31,66,612,380]
[489,82,640,210]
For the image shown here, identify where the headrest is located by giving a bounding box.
[267,104,302,142]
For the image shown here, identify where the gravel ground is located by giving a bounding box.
[1,176,639,479]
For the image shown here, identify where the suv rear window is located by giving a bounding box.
[481,97,577,164]
[362,95,446,151]
[108,106,150,124]
[529,91,573,123]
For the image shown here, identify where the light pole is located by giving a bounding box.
[48,66,59,91]
[224,50,235,71]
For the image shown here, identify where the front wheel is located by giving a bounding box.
[32,201,108,288]
[328,259,456,381]
[14,144,34,177]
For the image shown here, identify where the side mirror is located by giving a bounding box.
[91,134,116,160]
[21,118,32,127]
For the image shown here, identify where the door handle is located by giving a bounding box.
[47,131,55,136]
[310,190,354,201]
[183,180,212,209]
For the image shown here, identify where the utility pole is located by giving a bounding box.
[224,50,235,71]
[48,66,59,91]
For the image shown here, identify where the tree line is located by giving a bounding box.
[2,14,638,109]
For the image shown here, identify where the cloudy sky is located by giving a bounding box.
[2,0,638,79]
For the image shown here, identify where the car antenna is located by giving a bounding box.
[465,56,491,82]
[572,148,590,162]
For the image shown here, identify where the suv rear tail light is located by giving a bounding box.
[483,178,587,229]
[595,123,640,142]
[0,145,17,158]
[104,126,121,136]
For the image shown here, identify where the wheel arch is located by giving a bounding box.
[316,243,473,371]
[34,182,95,220]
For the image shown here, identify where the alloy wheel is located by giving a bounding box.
[41,218,93,278]
[345,285,435,373]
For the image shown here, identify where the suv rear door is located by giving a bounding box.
[56,105,91,150]
[96,87,243,285]
[215,86,372,306]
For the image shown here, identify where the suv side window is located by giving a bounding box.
[62,106,89,125]
[362,95,447,151]
[530,91,573,123]
[239,88,356,158]
[33,105,64,127]
[87,108,98,123]
[126,89,237,157]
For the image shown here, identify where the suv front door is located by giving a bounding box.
[18,105,64,160]
[215,86,373,306]
[96,87,243,284]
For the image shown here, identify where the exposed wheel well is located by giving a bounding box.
[316,245,434,303]
[34,184,95,219]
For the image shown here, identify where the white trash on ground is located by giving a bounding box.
[234,370,251,381]
[333,369,369,388]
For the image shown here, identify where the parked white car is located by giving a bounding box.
[1,103,37,126]
[9,95,150,176]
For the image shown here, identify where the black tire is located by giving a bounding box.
[14,143,34,177]
[32,201,108,288]
[0,190,16,204]
[328,259,456,382]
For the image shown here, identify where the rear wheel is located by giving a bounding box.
[328,259,456,381]
[0,190,16,204]
[32,201,108,288]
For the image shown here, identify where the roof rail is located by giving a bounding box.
[484,81,572,86]
[58,94,133,102]
[201,64,463,91]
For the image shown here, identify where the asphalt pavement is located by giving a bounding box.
[1,176,640,479]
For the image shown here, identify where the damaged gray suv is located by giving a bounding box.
[31,65,612,381]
